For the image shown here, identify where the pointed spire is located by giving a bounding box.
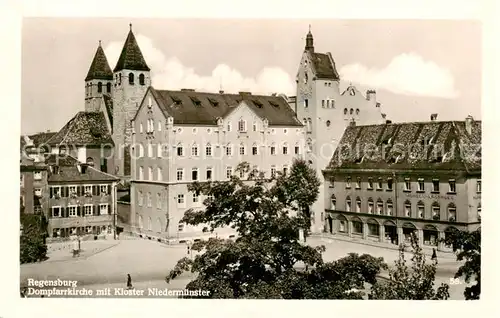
[85,41,113,81]
[113,25,150,72]
[305,25,314,53]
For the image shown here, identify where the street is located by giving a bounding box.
[20,237,468,299]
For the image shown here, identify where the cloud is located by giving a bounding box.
[105,34,295,96]
[339,53,459,98]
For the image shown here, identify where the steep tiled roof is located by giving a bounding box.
[85,43,113,81]
[28,132,57,147]
[325,119,481,174]
[149,87,302,127]
[47,157,119,183]
[309,52,340,80]
[102,94,114,130]
[46,112,113,146]
[113,29,150,72]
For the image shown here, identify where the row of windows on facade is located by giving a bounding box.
[135,142,302,158]
[135,215,194,233]
[138,164,290,182]
[85,82,112,95]
[330,196,470,222]
[137,191,213,209]
[302,118,333,130]
[337,177,481,194]
[115,73,146,86]
[51,203,109,218]
[134,119,297,135]
[52,225,112,238]
[48,185,111,198]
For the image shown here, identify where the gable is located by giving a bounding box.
[132,87,170,122]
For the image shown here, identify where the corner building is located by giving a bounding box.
[130,88,304,240]
[322,116,481,251]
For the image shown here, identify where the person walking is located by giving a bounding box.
[431,248,438,263]
[127,274,133,289]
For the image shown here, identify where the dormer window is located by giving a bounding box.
[208,98,219,107]
[190,96,201,106]
[253,100,263,108]
[171,96,182,105]
[86,157,94,166]
[269,100,279,108]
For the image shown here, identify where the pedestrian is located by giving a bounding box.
[127,274,133,289]
[72,238,79,257]
[431,248,437,262]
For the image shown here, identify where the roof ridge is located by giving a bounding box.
[87,165,120,180]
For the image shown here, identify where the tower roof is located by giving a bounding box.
[113,24,150,72]
[85,41,113,81]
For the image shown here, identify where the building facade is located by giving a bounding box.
[292,29,387,233]
[130,88,305,240]
[322,116,481,251]
[45,155,119,239]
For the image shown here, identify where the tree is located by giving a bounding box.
[166,159,386,298]
[20,213,48,264]
[442,228,481,300]
[370,233,450,300]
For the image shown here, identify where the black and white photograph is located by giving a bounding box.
[7,1,495,315]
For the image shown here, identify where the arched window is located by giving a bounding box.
[97,82,102,93]
[326,120,331,127]
[330,195,336,210]
[148,216,152,231]
[431,202,440,220]
[477,203,481,221]
[238,119,247,132]
[386,199,393,216]
[86,157,94,166]
[344,108,348,115]
[368,198,374,214]
[139,73,145,85]
[404,200,412,217]
[350,108,354,115]
[307,118,312,132]
[129,73,134,84]
[417,201,425,218]
[356,108,360,115]
[138,215,143,230]
[106,82,111,93]
[356,197,362,213]
[377,198,384,214]
[448,203,457,222]
[307,138,312,152]
[177,143,184,156]
[191,143,199,157]
[346,196,352,212]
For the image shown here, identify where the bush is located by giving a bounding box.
[20,213,48,264]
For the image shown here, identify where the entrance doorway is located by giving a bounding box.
[328,217,333,234]
[423,225,439,246]
[384,221,398,245]
[402,223,417,243]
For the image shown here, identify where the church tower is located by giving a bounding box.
[84,41,113,112]
[295,27,385,233]
[112,24,151,177]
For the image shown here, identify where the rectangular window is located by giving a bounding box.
[432,179,440,192]
[34,188,42,197]
[191,145,198,157]
[368,223,379,236]
[404,178,411,191]
[283,165,288,175]
[157,193,162,209]
[240,145,245,155]
[432,206,440,219]
[405,204,411,217]
[34,171,42,180]
[139,166,144,180]
[418,178,425,192]
[158,121,162,131]
[206,167,213,181]
[177,168,184,181]
[387,178,393,191]
[226,167,232,179]
[270,146,276,155]
[148,167,153,181]
[282,146,288,155]
[448,208,457,222]
[476,180,481,193]
[100,185,108,194]
[387,203,393,216]
[377,178,383,190]
[84,205,93,216]
[99,204,109,215]
[192,192,199,203]
[356,200,361,213]
[367,178,373,190]
[68,206,77,217]
[239,169,245,179]
[322,100,325,107]
[206,145,212,157]
[84,185,92,195]
[52,206,61,218]
[253,122,257,131]
[346,177,352,189]
[294,146,300,155]
[177,194,185,206]
[226,145,232,156]
[177,146,183,157]
[147,193,152,207]
[304,99,309,108]
[252,146,258,155]
[227,122,232,132]
[271,166,276,178]
[346,200,351,212]
[192,168,198,181]
[148,143,153,158]
[238,120,246,132]
[69,185,77,194]
[448,179,456,193]
[355,178,361,189]
[138,191,143,206]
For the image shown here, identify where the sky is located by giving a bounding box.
[21,18,481,135]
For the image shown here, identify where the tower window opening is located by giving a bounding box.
[139,73,145,85]
[118,73,122,85]
[106,82,111,93]
[97,82,102,93]
[129,73,134,85]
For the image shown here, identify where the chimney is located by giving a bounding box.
[78,163,88,174]
[465,115,474,134]
[46,129,50,133]
[430,113,438,121]
[386,120,392,124]
[219,90,224,94]
[366,90,377,103]
[381,113,387,119]
[181,89,195,92]
[271,93,277,96]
